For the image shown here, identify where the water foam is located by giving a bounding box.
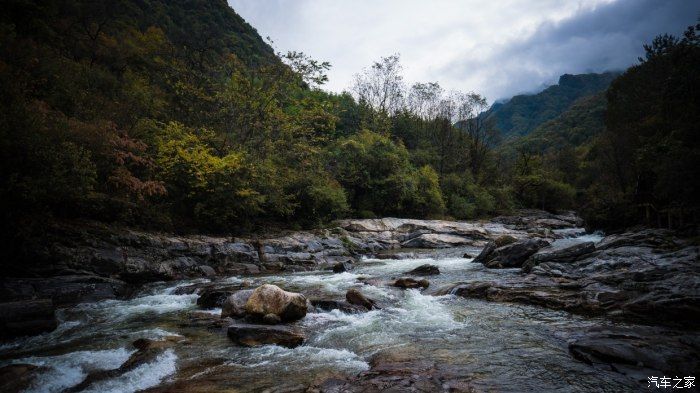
[312,289,461,355]
[0,320,82,352]
[19,347,134,393]
[357,257,470,276]
[235,345,369,373]
[81,349,178,393]
[254,271,363,295]
[74,292,198,321]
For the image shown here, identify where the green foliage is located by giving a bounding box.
[332,130,414,216]
[408,165,445,217]
[440,173,508,219]
[3,0,697,237]
[295,180,349,226]
[583,22,700,228]
[154,122,264,230]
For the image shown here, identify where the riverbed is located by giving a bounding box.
[1,232,654,392]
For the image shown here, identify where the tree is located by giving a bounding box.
[455,93,495,180]
[352,54,405,132]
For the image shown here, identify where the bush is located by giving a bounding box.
[407,165,445,217]
[295,179,349,225]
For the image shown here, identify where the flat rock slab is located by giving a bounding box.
[227,323,304,348]
[565,326,700,382]
[444,229,700,327]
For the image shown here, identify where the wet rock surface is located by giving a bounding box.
[221,289,254,318]
[311,351,475,393]
[227,323,305,348]
[0,363,41,392]
[0,299,57,339]
[564,326,700,382]
[443,229,700,327]
[522,241,595,272]
[393,277,430,289]
[474,238,550,268]
[310,299,368,313]
[405,264,440,275]
[1,210,697,392]
[244,284,308,322]
[346,288,378,310]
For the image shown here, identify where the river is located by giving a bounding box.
[1,232,650,392]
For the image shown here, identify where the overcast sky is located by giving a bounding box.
[228,0,699,102]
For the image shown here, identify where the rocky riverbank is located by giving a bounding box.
[1,210,698,392]
[437,228,700,328]
[0,210,581,339]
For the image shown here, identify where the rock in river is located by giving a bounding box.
[197,288,236,309]
[522,241,596,272]
[404,264,440,275]
[310,299,368,313]
[244,284,307,322]
[443,229,700,327]
[0,299,57,339]
[346,288,378,310]
[0,364,40,392]
[227,323,304,348]
[332,261,353,273]
[393,278,429,289]
[221,289,254,318]
[474,238,550,268]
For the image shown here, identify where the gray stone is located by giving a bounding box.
[221,289,254,318]
[523,241,595,272]
[227,323,304,348]
[346,289,377,310]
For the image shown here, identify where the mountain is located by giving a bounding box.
[2,0,277,68]
[510,91,607,152]
[485,72,618,138]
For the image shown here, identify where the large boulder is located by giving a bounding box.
[522,241,596,272]
[346,289,378,310]
[244,284,307,322]
[221,289,254,318]
[0,299,57,339]
[227,323,304,348]
[475,238,550,269]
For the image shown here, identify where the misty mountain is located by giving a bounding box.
[484,72,619,138]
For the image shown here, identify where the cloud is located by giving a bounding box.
[228,0,699,102]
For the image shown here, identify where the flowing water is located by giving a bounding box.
[1,232,644,392]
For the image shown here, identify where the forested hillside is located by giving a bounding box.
[509,92,607,152]
[484,72,618,138]
[1,0,698,255]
